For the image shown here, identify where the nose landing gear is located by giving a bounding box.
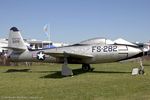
[132,58,145,75]
[138,58,144,75]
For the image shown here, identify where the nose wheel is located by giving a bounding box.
[139,69,144,75]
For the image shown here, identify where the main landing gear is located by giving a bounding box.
[61,52,93,76]
[61,58,94,76]
[82,64,94,71]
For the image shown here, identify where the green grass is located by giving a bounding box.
[0,61,150,100]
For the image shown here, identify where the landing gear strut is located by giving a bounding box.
[82,64,93,71]
[138,58,144,75]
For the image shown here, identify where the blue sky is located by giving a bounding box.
[0,0,150,43]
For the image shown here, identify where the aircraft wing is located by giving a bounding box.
[44,51,93,59]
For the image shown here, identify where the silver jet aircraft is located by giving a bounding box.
[6,27,149,76]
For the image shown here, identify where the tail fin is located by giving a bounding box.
[7,27,28,51]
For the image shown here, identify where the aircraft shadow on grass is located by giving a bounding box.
[40,69,88,79]
[143,64,150,66]
[4,68,131,79]
[5,69,31,73]
[40,68,131,79]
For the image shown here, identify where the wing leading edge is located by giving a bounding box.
[44,51,93,59]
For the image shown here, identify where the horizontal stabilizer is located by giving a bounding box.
[3,47,26,51]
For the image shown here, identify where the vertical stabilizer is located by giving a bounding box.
[8,27,28,51]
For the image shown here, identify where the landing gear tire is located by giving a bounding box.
[82,64,91,71]
[139,69,144,75]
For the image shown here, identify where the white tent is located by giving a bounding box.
[113,38,137,46]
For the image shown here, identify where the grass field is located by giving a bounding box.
[0,61,150,100]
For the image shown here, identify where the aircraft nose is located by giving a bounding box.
[10,27,19,32]
[128,46,143,58]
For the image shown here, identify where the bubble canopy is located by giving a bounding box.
[79,37,114,45]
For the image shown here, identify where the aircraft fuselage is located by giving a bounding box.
[9,44,143,64]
